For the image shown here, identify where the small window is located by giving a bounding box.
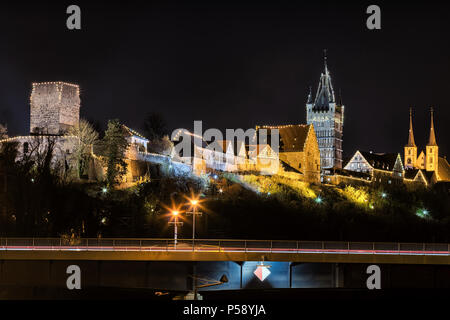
[23,142,29,154]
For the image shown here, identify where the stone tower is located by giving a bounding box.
[30,82,80,134]
[426,107,438,172]
[306,53,344,169]
[404,108,417,169]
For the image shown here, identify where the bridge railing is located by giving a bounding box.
[0,238,449,255]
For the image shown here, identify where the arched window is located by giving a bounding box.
[23,142,29,154]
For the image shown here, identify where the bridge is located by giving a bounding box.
[1,238,449,264]
[0,238,449,297]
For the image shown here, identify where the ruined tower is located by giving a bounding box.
[30,82,80,134]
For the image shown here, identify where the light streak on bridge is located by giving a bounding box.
[0,238,449,257]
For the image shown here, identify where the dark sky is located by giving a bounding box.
[0,1,449,158]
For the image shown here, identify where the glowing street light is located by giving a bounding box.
[102,187,108,194]
[168,209,183,247]
[315,196,322,204]
[186,198,203,247]
[381,192,387,198]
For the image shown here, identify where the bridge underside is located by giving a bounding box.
[1,251,449,298]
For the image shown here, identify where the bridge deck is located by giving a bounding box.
[0,238,449,264]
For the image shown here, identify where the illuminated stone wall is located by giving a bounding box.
[30,82,80,134]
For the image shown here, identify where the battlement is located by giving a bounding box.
[30,82,80,134]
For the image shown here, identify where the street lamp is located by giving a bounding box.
[186,198,203,250]
[168,210,183,247]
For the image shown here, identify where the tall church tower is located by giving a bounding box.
[306,53,344,169]
[404,108,417,169]
[426,107,438,172]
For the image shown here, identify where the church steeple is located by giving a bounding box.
[425,107,438,172]
[404,108,418,169]
[427,107,437,146]
[407,108,416,147]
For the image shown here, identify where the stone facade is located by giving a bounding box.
[256,124,321,183]
[30,82,80,134]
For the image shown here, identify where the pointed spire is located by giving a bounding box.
[307,86,313,104]
[427,107,437,146]
[324,49,328,75]
[313,50,335,110]
[407,107,416,147]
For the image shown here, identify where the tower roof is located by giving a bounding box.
[306,86,313,104]
[427,107,437,146]
[313,52,335,111]
[406,108,416,147]
[256,124,312,152]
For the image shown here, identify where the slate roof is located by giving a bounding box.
[121,125,148,141]
[256,124,311,153]
[404,168,421,180]
[360,152,399,171]
[312,60,335,111]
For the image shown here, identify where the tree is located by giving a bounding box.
[65,119,99,179]
[101,119,130,187]
[143,112,168,141]
[0,124,7,139]
[148,135,174,155]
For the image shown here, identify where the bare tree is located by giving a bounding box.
[65,119,99,179]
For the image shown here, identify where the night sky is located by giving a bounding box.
[0,1,449,158]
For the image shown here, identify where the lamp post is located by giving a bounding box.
[186,199,203,251]
[168,210,183,248]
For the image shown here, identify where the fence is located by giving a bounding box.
[0,238,449,255]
